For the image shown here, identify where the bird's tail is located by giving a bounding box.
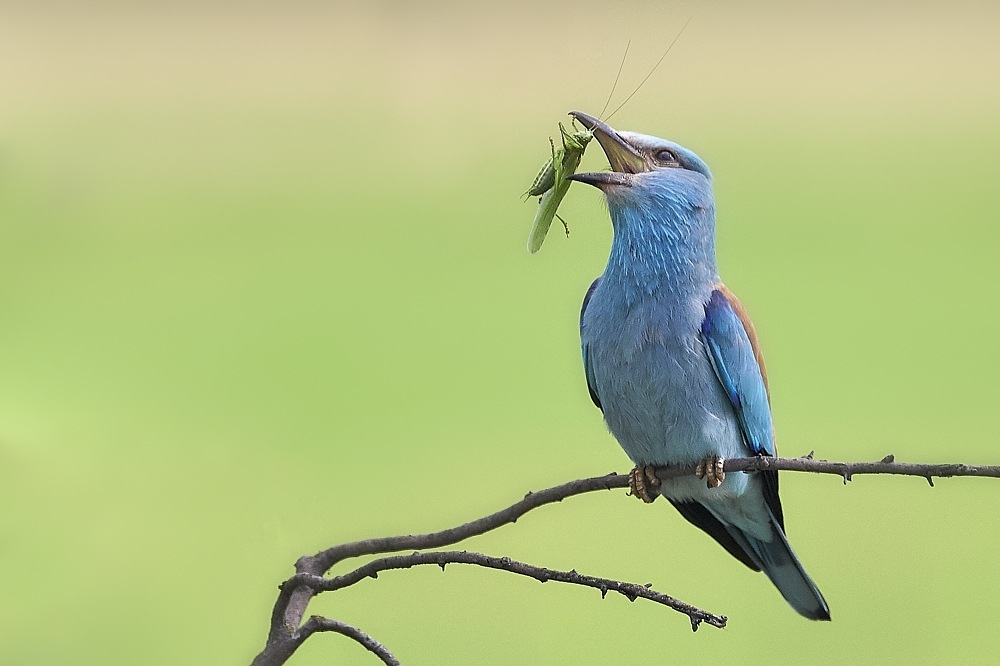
[727,511,830,621]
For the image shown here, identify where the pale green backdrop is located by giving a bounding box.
[1,1,999,664]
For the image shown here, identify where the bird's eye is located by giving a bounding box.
[654,149,678,163]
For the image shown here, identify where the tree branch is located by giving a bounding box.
[267,473,629,644]
[251,454,1000,666]
[297,617,400,666]
[287,550,726,631]
[307,474,630,575]
[256,473,628,666]
[654,454,1000,485]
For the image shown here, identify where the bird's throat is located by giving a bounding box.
[603,202,718,305]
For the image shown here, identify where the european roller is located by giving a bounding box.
[567,111,830,620]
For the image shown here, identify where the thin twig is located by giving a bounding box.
[309,474,630,573]
[653,454,1000,485]
[287,550,726,631]
[298,617,400,666]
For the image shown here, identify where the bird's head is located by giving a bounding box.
[567,111,713,214]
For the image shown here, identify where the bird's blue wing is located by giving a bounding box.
[695,291,829,616]
[581,277,602,411]
[700,288,774,456]
[699,286,784,530]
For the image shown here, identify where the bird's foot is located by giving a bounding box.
[628,465,660,503]
[695,455,726,489]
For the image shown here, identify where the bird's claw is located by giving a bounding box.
[628,465,660,503]
[695,455,726,489]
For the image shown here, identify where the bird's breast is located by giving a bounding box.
[583,283,743,467]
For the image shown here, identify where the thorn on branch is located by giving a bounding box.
[600,585,608,599]
[690,617,701,632]
[803,450,815,459]
[882,454,895,463]
[926,476,935,487]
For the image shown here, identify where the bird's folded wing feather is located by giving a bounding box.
[700,287,775,456]
[580,277,603,411]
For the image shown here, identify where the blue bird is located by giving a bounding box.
[567,111,829,621]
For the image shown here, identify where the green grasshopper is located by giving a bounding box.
[524,21,690,254]
[525,120,593,254]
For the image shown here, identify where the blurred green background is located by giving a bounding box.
[1,1,999,664]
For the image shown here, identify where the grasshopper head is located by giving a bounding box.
[558,122,593,153]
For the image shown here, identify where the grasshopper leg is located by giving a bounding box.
[555,213,570,237]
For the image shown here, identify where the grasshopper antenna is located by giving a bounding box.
[605,16,692,122]
[598,40,631,121]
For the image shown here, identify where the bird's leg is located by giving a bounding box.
[628,465,660,503]
[695,455,726,489]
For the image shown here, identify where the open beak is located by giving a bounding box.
[566,111,649,188]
